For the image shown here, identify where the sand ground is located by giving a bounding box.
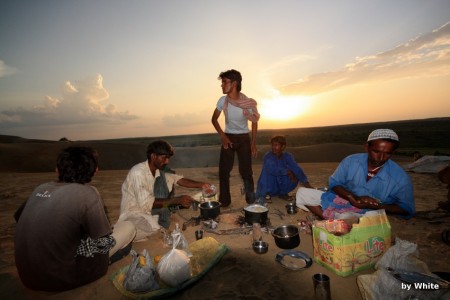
[1,162,450,300]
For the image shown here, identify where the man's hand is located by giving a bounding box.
[349,195,380,209]
[221,134,232,149]
[335,186,381,210]
[287,170,297,183]
[251,143,257,158]
[357,196,381,209]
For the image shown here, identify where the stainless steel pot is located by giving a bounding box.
[243,204,268,224]
[272,225,300,249]
[285,202,297,214]
[199,201,221,219]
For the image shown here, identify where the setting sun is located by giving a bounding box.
[259,95,311,121]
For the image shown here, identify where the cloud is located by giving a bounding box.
[265,54,316,73]
[280,22,450,95]
[0,59,18,77]
[161,110,210,127]
[0,74,138,128]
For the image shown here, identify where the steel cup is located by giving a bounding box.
[195,229,204,240]
[313,273,331,300]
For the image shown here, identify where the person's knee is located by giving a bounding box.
[296,187,323,211]
[124,221,137,238]
[109,222,135,264]
[114,221,137,243]
[121,220,136,232]
[295,187,309,205]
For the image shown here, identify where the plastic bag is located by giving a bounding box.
[157,228,192,287]
[171,223,192,257]
[357,238,449,300]
[123,249,160,293]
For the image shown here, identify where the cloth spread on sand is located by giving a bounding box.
[223,93,260,123]
[111,238,229,299]
[406,155,450,173]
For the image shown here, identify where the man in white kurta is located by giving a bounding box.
[117,140,210,241]
[118,161,182,240]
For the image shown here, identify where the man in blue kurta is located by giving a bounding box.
[296,129,415,220]
[256,136,312,200]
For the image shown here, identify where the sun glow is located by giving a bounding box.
[259,95,311,121]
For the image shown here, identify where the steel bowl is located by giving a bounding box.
[252,240,269,254]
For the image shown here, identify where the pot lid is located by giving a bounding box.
[199,201,221,208]
[244,204,268,212]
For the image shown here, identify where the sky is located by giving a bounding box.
[1,1,449,141]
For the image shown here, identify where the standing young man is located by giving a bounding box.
[211,69,260,207]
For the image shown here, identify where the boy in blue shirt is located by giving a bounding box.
[257,135,312,201]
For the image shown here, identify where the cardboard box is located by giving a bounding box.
[312,210,391,277]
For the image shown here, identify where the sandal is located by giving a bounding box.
[279,194,293,201]
[109,240,133,265]
[442,230,450,246]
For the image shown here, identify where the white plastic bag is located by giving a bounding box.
[357,238,449,300]
[175,223,192,257]
[156,228,192,287]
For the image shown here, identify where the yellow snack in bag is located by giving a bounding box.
[154,255,162,264]
[139,255,146,266]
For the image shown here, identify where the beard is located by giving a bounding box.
[369,158,385,168]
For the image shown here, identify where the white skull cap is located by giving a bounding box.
[367,129,399,142]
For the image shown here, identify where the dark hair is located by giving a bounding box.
[218,69,242,91]
[270,135,287,146]
[56,146,98,184]
[146,140,174,159]
[367,139,399,150]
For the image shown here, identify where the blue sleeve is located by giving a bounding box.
[328,157,350,189]
[393,179,415,218]
[284,152,308,183]
[382,165,415,219]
